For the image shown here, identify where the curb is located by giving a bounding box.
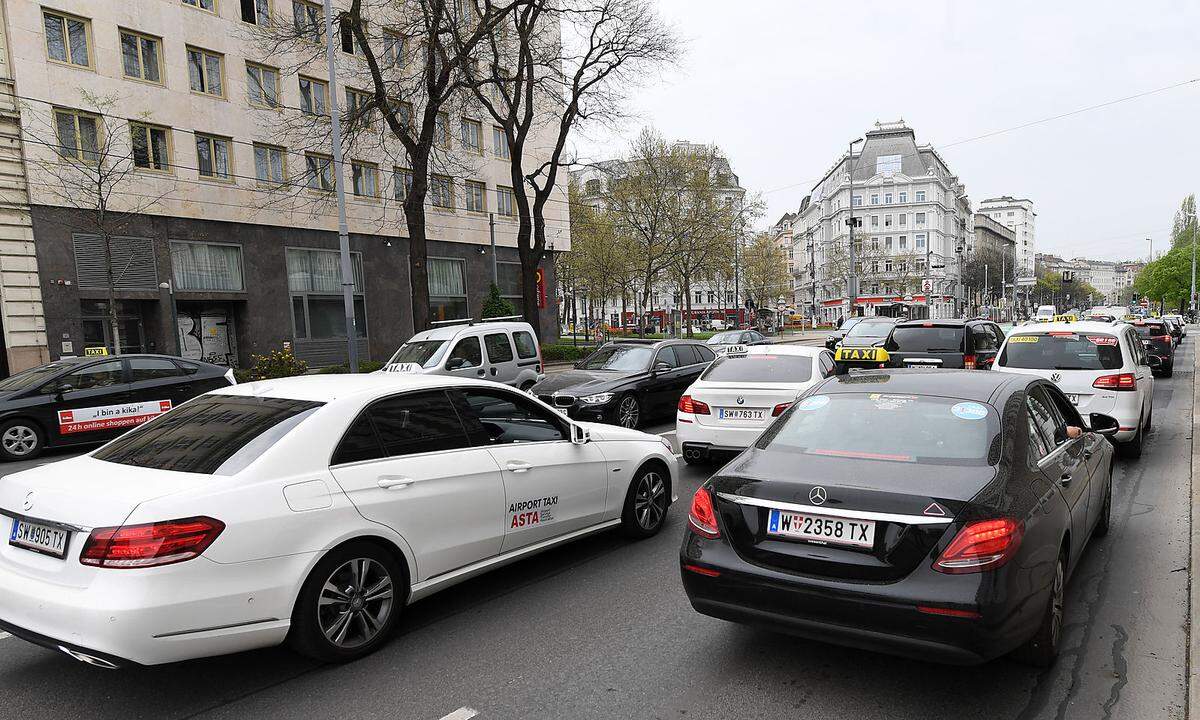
[1190,334,1199,719]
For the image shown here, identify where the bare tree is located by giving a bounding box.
[22,91,178,354]
[741,232,790,315]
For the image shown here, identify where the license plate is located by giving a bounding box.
[8,517,71,559]
[1066,394,1079,405]
[766,509,875,548]
[718,408,766,421]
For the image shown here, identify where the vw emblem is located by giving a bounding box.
[22,490,34,512]
[1050,372,1062,383]
[736,396,745,405]
[809,486,828,505]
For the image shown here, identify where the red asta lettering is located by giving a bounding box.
[510,511,540,528]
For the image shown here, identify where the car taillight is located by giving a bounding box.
[80,516,225,569]
[688,487,720,538]
[963,354,977,370]
[1155,335,1171,342]
[678,395,711,415]
[933,518,1022,574]
[1093,373,1136,391]
[771,402,792,416]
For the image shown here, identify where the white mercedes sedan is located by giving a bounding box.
[676,344,836,464]
[0,374,677,667]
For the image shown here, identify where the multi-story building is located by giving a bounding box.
[790,121,974,323]
[0,1,568,371]
[1035,254,1120,305]
[972,213,1017,259]
[978,196,1036,276]
[1115,262,1145,300]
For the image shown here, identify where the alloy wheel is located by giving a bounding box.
[617,396,639,428]
[1049,561,1065,647]
[634,471,667,530]
[318,558,395,649]
[2,425,37,456]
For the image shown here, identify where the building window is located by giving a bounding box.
[352,161,379,198]
[171,241,244,291]
[383,30,403,65]
[254,143,286,184]
[292,0,323,42]
[915,190,926,202]
[246,62,280,107]
[431,175,454,208]
[53,109,100,162]
[884,260,893,273]
[916,234,926,249]
[187,47,225,97]
[299,77,328,115]
[195,133,231,180]
[884,193,892,204]
[694,290,702,304]
[287,248,367,339]
[584,178,600,194]
[708,291,716,304]
[464,180,486,212]
[899,214,907,226]
[871,216,879,227]
[725,291,734,303]
[428,257,467,321]
[899,192,907,203]
[884,215,892,227]
[870,194,879,205]
[393,167,413,201]
[496,186,515,216]
[851,194,862,207]
[885,237,893,250]
[870,262,878,274]
[1007,211,1015,217]
[241,0,270,25]
[497,262,523,310]
[915,212,926,224]
[339,16,365,54]
[876,154,902,174]
[305,153,333,191]
[493,126,510,159]
[435,112,451,146]
[899,235,907,250]
[460,118,483,153]
[346,88,373,127]
[183,0,217,11]
[130,122,171,171]
[44,10,91,68]
[120,29,163,84]
[917,258,926,271]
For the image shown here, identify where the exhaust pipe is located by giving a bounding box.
[59,645,119,669]
[684,448,703,460]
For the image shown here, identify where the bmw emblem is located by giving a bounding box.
[1050,372,1062,383]
[736,396,745,405]
[22,490,33,512]
[809,486,828,505]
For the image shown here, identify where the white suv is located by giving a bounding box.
[995,320,1156,457]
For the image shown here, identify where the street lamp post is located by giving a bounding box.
[846,138,864,320]
[1190,209,1197,316]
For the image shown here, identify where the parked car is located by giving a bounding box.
[1035,305,1057,322]
[530,339,715,429]
[381,319,543,390]
[883,318,1006,370]
[681,369,1119,666]
[0,355,234,462]
[1162,314,1186,338]
[0,373,677,667]
[1161,316,1183,345]
[995,320,1156,457]
[1129,318,1175,376]
[824,316,864,350]
[833,317,901,371]
[706,329,769,354]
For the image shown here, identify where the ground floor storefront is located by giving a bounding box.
[30,207,558,368]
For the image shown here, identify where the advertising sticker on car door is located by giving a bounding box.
[57,399,172,435]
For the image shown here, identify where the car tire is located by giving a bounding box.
[1119,416,1144,459]
[288,542,405,664]
[1161,363,1173,378]
[1094,463,1113,538]
[0,419,44,462]
[620,464,669,539]
[1144,405,1153,432]
[614,393,641,429]
[1014,550,1066,668]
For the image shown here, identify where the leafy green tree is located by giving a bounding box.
[481,283,517,319]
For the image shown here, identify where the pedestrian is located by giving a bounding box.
[836,314,844,328]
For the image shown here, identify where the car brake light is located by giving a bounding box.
[678,395,710,415]
[963,354,977,370]
[917,605,981,619]
[1155,335,1171,342]
[933,518,1022,574]
[80,516,225,569]
[1093,373,1137,391]
[688,487,720,538]
[771,402,792,416]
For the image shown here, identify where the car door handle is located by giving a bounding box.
[377,475,413,490]
[476,369,486,376]
[506,461,533,473]
[1060,473,1072,487]
[1083,449,1093,459]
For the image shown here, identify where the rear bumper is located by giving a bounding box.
[676,416,766,454]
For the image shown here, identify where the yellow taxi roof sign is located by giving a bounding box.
[83,346,109,356]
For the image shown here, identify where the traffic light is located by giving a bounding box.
[1062,270,1074,283]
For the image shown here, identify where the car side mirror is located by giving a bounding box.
[573,360,585,369]
[652,361,671,374]
[1087,413,1121,437]
[570,423,590,445]
[52,382,73,397]
[446,357,469,371]
[1144,355,1161,368]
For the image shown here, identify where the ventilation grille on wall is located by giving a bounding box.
[73,235,159,290]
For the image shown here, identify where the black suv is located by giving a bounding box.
[529,339,716,428]
[1132,319,1175,376]
[884,318,1007,370]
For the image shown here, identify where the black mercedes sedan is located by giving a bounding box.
[681,369,1118,667]
[530,339,715,429]
[0,354,234,461]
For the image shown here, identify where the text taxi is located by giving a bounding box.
[832,317,899,371]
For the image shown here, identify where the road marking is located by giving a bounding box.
[438,708,478,720]
[0,632,11,641]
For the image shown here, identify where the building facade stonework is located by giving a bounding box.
[978,196,1036,276]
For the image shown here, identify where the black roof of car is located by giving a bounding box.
[815,368,1027,403]
[611,338,707,347]
[892,318,996,329]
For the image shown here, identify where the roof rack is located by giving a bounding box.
[428,315,525,328]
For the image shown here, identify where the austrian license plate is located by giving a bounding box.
[1066,393,1080,405]
[8,517,71,559]
[766,509,875,548]
[718,408,765,421]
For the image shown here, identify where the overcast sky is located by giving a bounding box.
[574,0,1200,263]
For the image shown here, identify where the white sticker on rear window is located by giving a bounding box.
[796,395,830,411]
[951,402,988,420]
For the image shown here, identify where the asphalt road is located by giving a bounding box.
[0,343,1191,720]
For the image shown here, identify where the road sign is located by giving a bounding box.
[921,278,934,294]
[1017,276,1036,287]
[1139,297,1149,308]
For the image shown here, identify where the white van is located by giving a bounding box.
[1035,305,1057,322]
[381,318,544,389]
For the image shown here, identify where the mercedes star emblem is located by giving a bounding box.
[22,490,34,512]
[736,396,745,405]
[809,486,828,505]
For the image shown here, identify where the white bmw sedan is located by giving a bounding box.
[0,374,676,667]
[676,345,836,464]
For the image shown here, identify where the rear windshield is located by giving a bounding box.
[844,321,893,341]
[701,354,813,383]
[387,340,447,369]
[757,393,997,465]
[887,326,964,353]
[93,395,323,475]
[1132,324,1166,338]
[1000,333,1123,370]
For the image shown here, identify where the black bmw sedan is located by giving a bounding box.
[530,339,715,429]
[680,369,1118,666]
[0,354,234,461]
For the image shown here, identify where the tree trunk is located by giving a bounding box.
[405,161,431,332]
[103,233,121,355]
[682,274,693,338]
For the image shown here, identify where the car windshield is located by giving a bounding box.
[708,331,741,344]
[387,340,447,369]
[579,345,653,372]
[841,317,863,331]
[757,393,997,466]
[887,326,965,353]
[1000,333,1123,370]
[701,354,813,383]
[93,395,324,475]
[0,361,78,392]
[845,321,893,341]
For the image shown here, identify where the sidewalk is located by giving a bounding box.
[1190,334,1199,718]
